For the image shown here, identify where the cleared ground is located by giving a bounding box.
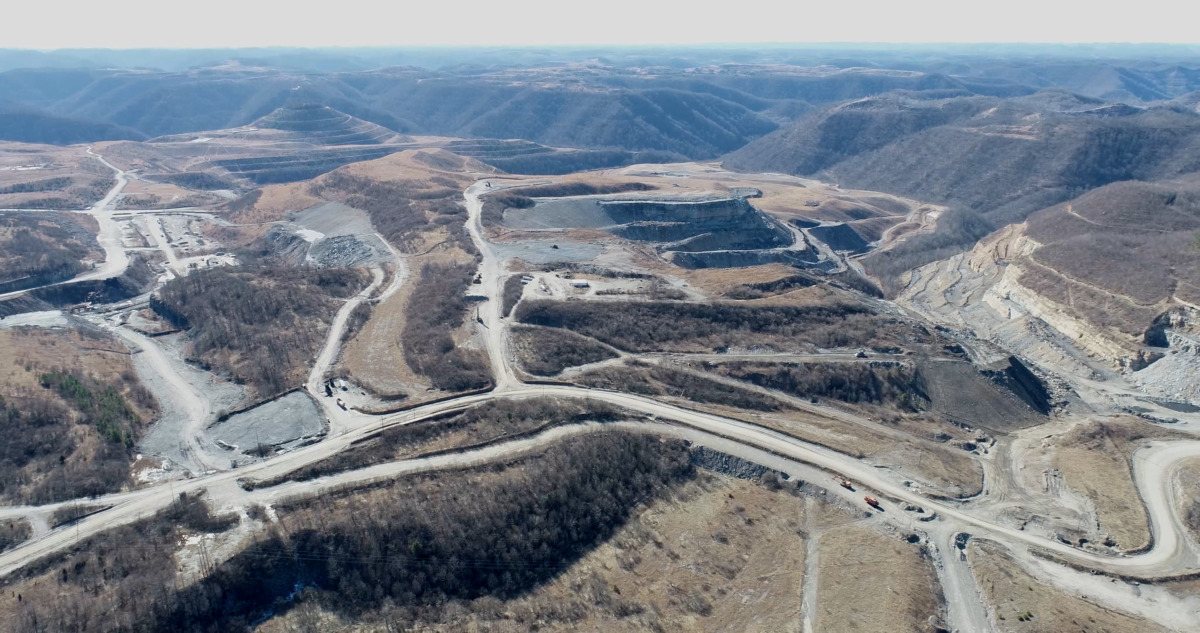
[0,143,115,209]
[207,391,325,460]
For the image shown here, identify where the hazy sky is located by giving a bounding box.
[5,0,1199,49]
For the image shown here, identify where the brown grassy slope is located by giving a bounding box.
[326,151,487,398]
[0,327,157,504]
[230,149,487,252]
[1018,178,1200,337]
[0,143,116,209]
[261,472,825,633]
[1180,460,1200,545]
[1053,417,1187,551]
[816,525,945,633]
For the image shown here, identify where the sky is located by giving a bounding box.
[4,0,1199,49]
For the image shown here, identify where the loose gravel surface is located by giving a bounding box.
[491,239,604,264]
[208,391,326,459]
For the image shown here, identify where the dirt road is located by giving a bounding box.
[464,181,517,389]
[0,147,131,301]
[98,320,224,473]
[74,147,131,282]
[307,266,385,436]
[4,381,1200,586]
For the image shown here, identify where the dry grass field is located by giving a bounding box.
[336,231,476,400]
[116,177,219,209]
[231,149,485,225]
[816,525,945,633]
[1177,459,1200,545]
[0,327,138,397]
[0,142,114,209]
[324,151,489,399]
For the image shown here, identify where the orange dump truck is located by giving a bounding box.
[864,496,881,509]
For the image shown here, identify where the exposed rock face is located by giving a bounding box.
[689,446,787,481]
[899,220,1200,406]
[255,226,310,266]
[1130,307,1200,404]
[506,194,820,269]
[983,356,1054,415]
[904,223,1135,364]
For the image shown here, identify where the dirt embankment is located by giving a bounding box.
[1176,459,1200,546]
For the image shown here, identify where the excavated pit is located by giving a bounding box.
[502,194,813,269]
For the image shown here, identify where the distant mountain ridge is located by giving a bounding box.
[725,90,1200,289]
[2,54,1200,152]
[0,105,144,144]
[728,91,1200,223]
[0,63,1060,153]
